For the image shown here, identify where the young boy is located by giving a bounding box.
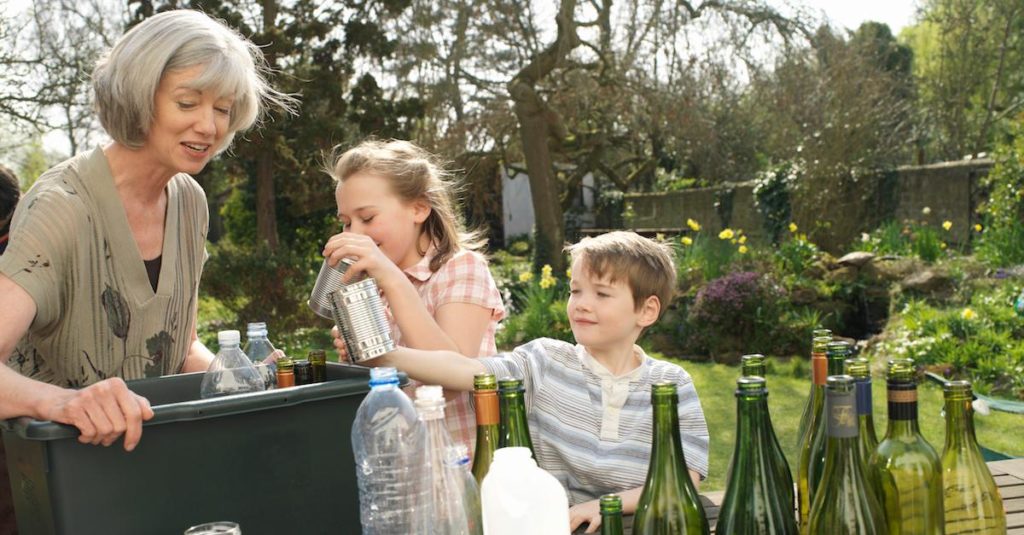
[366,231,709,533]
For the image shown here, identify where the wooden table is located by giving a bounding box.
[701,458,1024,533]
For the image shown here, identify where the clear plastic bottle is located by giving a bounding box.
[446,444,483,535]
[352,368,429,535]
[416,385,472,535]
[199,330,266,399]
[243,322,277,389]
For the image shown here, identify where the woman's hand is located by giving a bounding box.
[322,232,403,287]
[42,377,155,451]
[569,499,602,534]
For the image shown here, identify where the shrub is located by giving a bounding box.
[860,219,947,262]
[200,240,321,337]
[685,271,786,361]
[674,224,748,283]
[871,287,1024,399]
[976,119,1024,266]
[496,265,573,348]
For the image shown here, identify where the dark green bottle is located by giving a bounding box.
[844,357,879,475]
[807,375,886,534]
[806,341,852,511]
[471,373,500,484]
[738,355,795,518]
[740,353,767,377]
[941,380,1006,534]
[873,358,943,534]
[497,377,534,455]
[308,349,327,383]
[717,377,798,535]
[600,494,624,535]
[633,381,709,535]
[797,336,839,531]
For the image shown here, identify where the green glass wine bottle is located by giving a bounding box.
[807,375,886,534]
[716,377,798,535]
[844,357,880,487]
[872,358,943,534]
[798,337,843,531]
[740,353,767,378]
[497,377,534,455]
[941,380,1006,534]
[633,381,709,535]
[471,373,500,484]
[807,342,852,495]
[797,329,832,448]
[741,353,795,510]
[600,494,624,535]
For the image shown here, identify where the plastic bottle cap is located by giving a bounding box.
[246,322,268,336]
[493,447,533,462]
[415,385,444,402]
[217,330,241,346]
[368,367,399,387]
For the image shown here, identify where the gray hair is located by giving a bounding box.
[92,10,295,151]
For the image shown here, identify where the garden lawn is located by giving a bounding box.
[658,355,1024,492]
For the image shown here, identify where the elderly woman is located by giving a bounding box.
[0,10,293,454]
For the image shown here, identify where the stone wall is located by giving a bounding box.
[619,159,994,250]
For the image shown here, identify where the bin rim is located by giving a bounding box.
[1,363,407,442]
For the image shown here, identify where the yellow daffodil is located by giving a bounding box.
[656,233,665,242]
[961,308,977,320]
[738,235,747,244]
[539,276,556,289]
[940,242,947,249]
[687,218,701,231]
[719,228,735,240]
[738,245,749,254]
[974,223,983,232]
[942,221,952,231]
[681,236,693,246]
[566,268,572,278]
[541,264,553,277]
[788,222,798,233]
[518,271,534,283]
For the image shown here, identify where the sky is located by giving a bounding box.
[796,0,922,33]
[3,0,924,161]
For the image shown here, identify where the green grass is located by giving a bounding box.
[658,355,1024,492]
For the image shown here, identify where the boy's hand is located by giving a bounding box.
[569,499,602,533]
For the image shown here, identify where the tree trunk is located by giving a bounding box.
[255,149,279,249]
[507,0,579,273]
[255,0,280,250]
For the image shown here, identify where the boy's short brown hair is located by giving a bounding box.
[565,231,677,319]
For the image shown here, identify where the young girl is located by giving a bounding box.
[322,139,505,454]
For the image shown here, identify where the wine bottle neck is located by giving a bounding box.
[944,398,978,449]
[650,396,687,474]
[887,380,921,435]
[811,353,827,385]
[474,390,499,427]
[736,396,771,445]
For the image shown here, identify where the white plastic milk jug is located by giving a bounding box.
[480,447,570,535]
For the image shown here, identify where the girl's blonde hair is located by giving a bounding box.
[328,139,485,272]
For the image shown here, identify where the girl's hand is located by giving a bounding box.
[331,325,351,363]
[322,232,403,287]
[569,500,602,533]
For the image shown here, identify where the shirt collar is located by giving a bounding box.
[403,245,437,282]
[577,344,647,382]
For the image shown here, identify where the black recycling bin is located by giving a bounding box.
[1,363,397,535]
